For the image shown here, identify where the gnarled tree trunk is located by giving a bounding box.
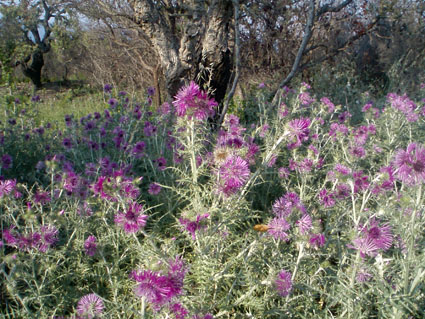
[21,49,45,89]
[130,0,233,107]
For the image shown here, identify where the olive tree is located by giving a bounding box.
[0,0,72,89]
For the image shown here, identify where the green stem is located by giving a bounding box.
[141,296,146,318]
[403,184,422,294]
[239,130,289,199]
[189,119,198,186]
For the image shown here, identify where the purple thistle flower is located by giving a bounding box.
[167,256,187,295]
[38,225,58,252]
[224,114,240,127]
[31,95,40,102]
[131,141,146,158]
[329,123,349,138]
[387,93,417,122]
[35,126,45,135]
[62,138,73,149]
[318,189,335,208]
[84,235,97,257]
[172,81,217,120]
[298,92,315,107]
[147,86,156,96]
[356,268,373,283]
[34,191,51,205]
[353,170,369,193]
[272,192,306,218]
[275,270,293,297]
[17,232,41,251]
[349,218,393,258]
[179,214,209,240]
[63,172,80,193]
[2,228,18,246]
[218,155,250,196]
[1,154,13,170]
[334,163,351,175]
[85,120,96,131]
[155,157,167,171]
[108,98,118,108]
[361,219,393,251]
[296,214,312,235]
[362,102,373,112]
[114,202,148,234]
[297,158,314,173]
[309,233,326,248]
[350,146,366,158]
[278,167,290,179]
[170,303,188,319]
[287,117,310,149]
[148,182,162,195]
[76,293,104,319]
[158,102,171,115]
[267,217,291,241]
[320,97,335,113]
[144,121,157,137]
[103,84,113,93]
[393,142,425,186]
[131,270,180,310]
[338,111,352,123]
[0,179,16,197]
[335,183,351,199]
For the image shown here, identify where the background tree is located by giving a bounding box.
[0,0,72,89]
[73,0,362,113]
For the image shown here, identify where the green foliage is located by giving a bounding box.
[1,82,425,318]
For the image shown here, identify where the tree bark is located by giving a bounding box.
[21,49,45,89]
[131,0,233,105]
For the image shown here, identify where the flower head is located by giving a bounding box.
[393,142,425,186]
[309,233,326,248]
[34,191,51,205]
[148,182,162,195]
[170,303,188,319]
[84,235,97,257]
[172,81,217,120]
[272,192,306,218]
[267,217,291,241]
[1,154,13,170]
[76,293,104,319]
[320,97,335,113]
[114,202,148,234]
[387,93,417,122]
[155,157,167,171]
[0,179,17,197]
[217,155,250,196]
[319,189,335,208]
[38,225,58,252]
[349,218,393,258]
[131,269,181,310]
[275,270,293,297]
[356,268,373,283]
[103,84,113,93]
[179,213,209,240]
[296,214,312,235]
[287,117,311,149]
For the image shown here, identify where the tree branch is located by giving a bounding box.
[316,0,354,18]
[271,0,315,105]
[299,17,380,71]
[218,0,240,129]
